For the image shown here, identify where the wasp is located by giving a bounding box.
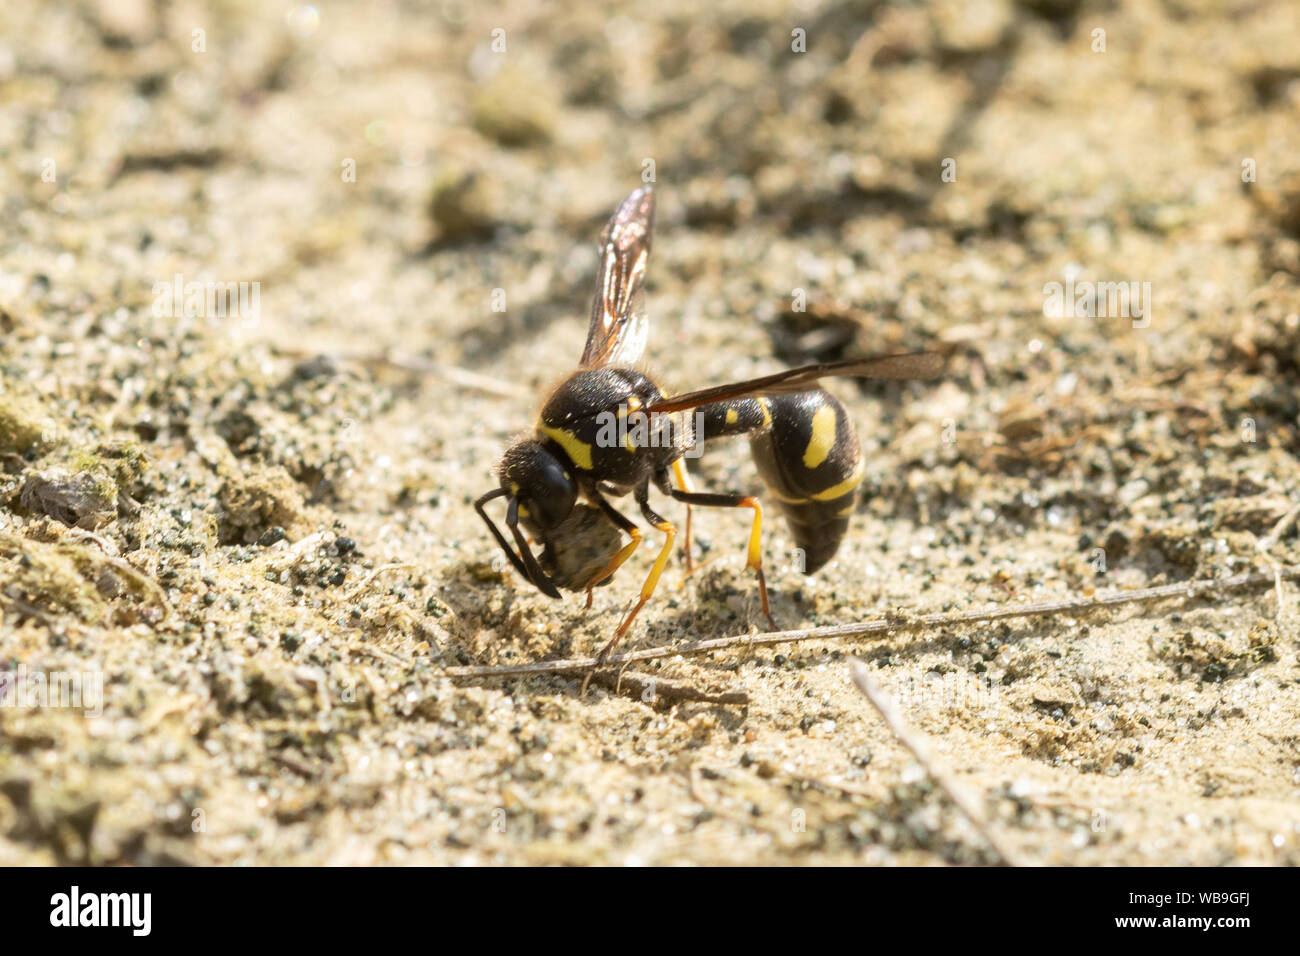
[476,186,940,663]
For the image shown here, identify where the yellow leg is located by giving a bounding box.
[672,459,695,573]
[594,521,675,664]
[739,497,775,628]
[583,527,642,608]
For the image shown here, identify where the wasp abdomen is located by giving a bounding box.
[746,390,863,574]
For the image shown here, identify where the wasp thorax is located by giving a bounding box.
[498,439,577,531]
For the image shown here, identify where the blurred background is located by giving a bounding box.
[1,0,1299,865]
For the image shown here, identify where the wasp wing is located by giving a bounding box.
[647,351,943,414]
[580,186,654,368]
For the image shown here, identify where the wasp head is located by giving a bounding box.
[498,439,577,532]
[474,439,578,599]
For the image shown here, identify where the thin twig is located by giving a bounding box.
[68,528,172,620]
[585,668,749,707]
[270,751,320,779]
[376,354,530,400]
[0,593,62,629]
[67,527,121,557]
[1257,501,1300,553]
[342,562,415,600]
[1255,502,1300,625]
[849,659,1028,866]
[445,565,1300,679]
[270,345,528,399]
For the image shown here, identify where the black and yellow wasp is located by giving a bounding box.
[476,186,940,663]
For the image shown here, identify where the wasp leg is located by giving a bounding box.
[667,487,775,630]
[582,489,642,609]
[593,487,676,666]
[671,458,696,573]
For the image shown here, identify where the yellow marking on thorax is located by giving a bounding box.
[540,425,593,471]
[811,459,864,501]
[758,398,772,428]
[802,406,837,469]
[725,407,739,426]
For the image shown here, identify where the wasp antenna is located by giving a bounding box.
[474,488,537,589]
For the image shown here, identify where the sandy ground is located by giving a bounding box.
[1,0,1299,865]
